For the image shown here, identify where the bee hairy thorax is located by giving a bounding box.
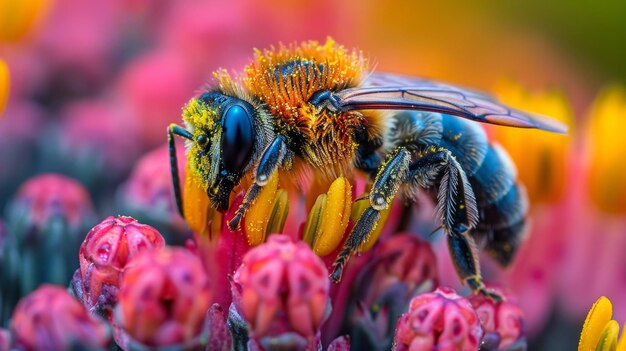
[242,43,374,179]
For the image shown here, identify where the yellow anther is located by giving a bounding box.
[245,172,279,245]
[313,177,352,256]
[0,59,7,116]
[266,188,289,235]
[302,177,353,256]
[579,296,613,351]
[352,197,391,253]
[303,194,326,247]
[183,167,213,237]
[596,320,619,351]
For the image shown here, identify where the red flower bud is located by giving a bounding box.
[116,247,211,347]
[232,235,330,349]
[10,285,110,351]
[469,287,526,350]
[394,287,483,351]
[73,216,165,314]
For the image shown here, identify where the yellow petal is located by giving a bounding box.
[493,80,573,205]
[596,320,619,351]
[245,172,279,245]
[0,0,50,42]
[312,176,352,256]
[183,166,213,237]
[353,198,390,253]
[580,296,613,351]
[586,85,626,214]
[266,188,289,235]
[0,59,8,116]
[616,323,626,351]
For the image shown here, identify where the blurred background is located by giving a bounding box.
[1,0,626,349]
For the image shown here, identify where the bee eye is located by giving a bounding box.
[221,104,254,173]
[196,134,209,148]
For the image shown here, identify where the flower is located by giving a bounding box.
[0,328,9,351]
[579,296,626,351]
[584,85,626,215]
[72,216,165,317]
[558,85,626,320]
[348,233,438,351]
[231,235,331,350]
[7,173,94,230]
[469,287,526,350]
[10,284,110,350]
[5,174,95,295]
[393,287,483,351]
[55,99,141,185]
[115,247,211,348]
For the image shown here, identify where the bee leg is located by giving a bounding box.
[168,123,193,217]
[409,146,502,302]
[228,135,287,231]
[447,230,503,303]
[330,147,411,282]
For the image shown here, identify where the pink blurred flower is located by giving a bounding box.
[10,284,110,351]
[8,173,94,229]
[393,287,483,351]
[0,328,9,351]
[33,0,124,83]
[72,216,165,318]
[57,99,140,178]
[231,235,331,350]
[469,287,526,350]
[118,145,188,239]
[115,247,211,348]
[116,51,199,148]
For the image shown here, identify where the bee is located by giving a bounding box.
[167,39,566,301]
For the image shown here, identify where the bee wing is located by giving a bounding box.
[334,73,567,133]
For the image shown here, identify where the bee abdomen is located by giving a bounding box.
[473,182,529,266]
[479,217,527,266]
[468,143,516,207]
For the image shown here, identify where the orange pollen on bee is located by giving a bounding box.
[242,38,370,176]
[242,38,367,121]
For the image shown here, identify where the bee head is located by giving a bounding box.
[182,91,257,212]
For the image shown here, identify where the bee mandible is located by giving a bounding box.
[167,39,567,301]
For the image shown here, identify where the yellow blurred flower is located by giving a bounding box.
[0,59,8,116]
[579,296,626,351]
[586,85,626,215]
[0,0,50,43]
[493,81,573,205]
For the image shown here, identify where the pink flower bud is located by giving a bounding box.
[10,173,94,230]
[362,234,438,307]
[394,287,483,351]
[10,285,110,351]
[73,216,165,314]
[116,247,211,347]
[232,235,330,349]
[469,288,525,350]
